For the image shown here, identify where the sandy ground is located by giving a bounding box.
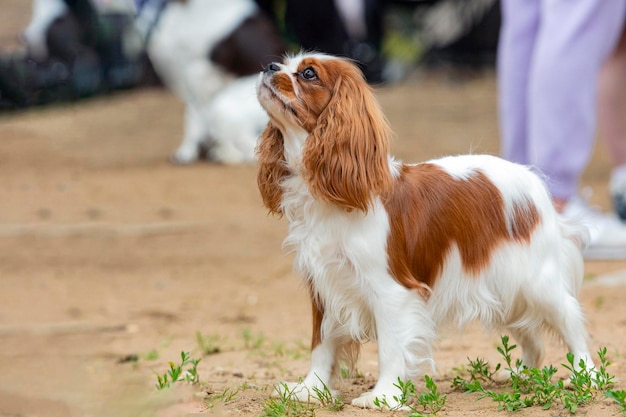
[2,3,626,417]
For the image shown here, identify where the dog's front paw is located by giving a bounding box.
[351,390,408,410]
[272,381,337,404]
[493,367,518,382]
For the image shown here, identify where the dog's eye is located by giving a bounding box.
[300,67,317,81]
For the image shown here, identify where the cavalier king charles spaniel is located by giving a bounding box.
[255,52,594,408]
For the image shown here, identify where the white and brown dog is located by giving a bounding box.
[143,0,284,163]
[255,53,595,408]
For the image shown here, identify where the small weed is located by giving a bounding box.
[270,341,286,357]
[268,340,309,360]
[521,364,560,409]
[560,353,595,413]
[452,357,500,389]
[452,335,619,414]
[241,327,266,350]
[263,376,344,417]
[204,381,264,410]
[142,348,160,361]
[141,338,172,362]
[262,382,315,417]
[592,347,616,389]
[196,331,223,356]
[155,351,201,390]
[338,361,363,379]
[605,390,626,415]
[479,388,534,412]
[204,389,239,410]
[373,379,410,410]
[419,375,447,415]
[310,376,344,411]
[215,386,240,402]
[374,375,446,416]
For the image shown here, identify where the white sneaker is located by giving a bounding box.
[610,164,626,222]
[561,196,626,260]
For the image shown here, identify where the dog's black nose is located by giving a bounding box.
[264,62,280,73]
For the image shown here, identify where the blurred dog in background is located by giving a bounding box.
[138,0,285,164]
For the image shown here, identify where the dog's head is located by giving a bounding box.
[256,53,392,214]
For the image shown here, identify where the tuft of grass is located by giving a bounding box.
[605,390,626,415]
[452,335,619,414]
[339,364,364,379]
[155,351,201,390]
[262,382,315,417]
[373,375,446,416]
[215,386,240,403]
[196,331,224,356]
[241,327,266,350]
[310,376,345,411]
[263,376,344,417]
[269,340,310,360]
[203,381,265,410]
[142,348,160,361]
[452,357,500,389]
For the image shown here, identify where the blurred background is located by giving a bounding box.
[0,0,500,110]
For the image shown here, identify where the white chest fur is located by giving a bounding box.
[280,176,394,342]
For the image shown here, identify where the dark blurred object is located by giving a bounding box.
[415,0,500,70]
[256,0,387,84]
[0,57,72,109]
[209,10,288,77]
[0,0,156,111]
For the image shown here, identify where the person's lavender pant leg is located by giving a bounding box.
[497,0,541,166]
[528,0,626,200]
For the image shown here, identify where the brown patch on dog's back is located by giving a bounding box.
[383,164,540,292]
[510,201,540,243]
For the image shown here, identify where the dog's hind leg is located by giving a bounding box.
[510,326,545,369]
[543,294,595,372]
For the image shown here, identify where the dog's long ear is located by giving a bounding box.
[302,62,392,212]
[256,123,288,215]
